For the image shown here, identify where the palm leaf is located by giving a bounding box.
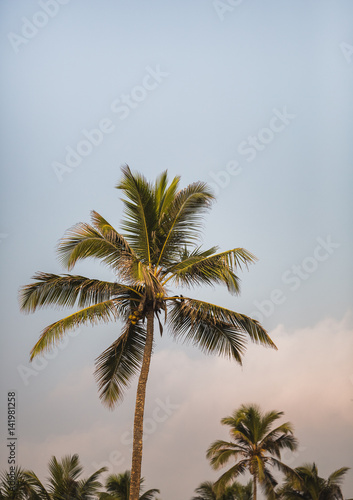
[30,300,122,360]
[94,323,147,408]
[116,165,156,264]
[77,466,107,499]
[168,297,276,362]
[191,481,216,500]
[57,215,133,272]
[212,461,248,495]
[206,440,246,469]
[259,466,278,500]
[139,488,161,500]
[155,171,180,225]
[165,247,256,294]
[23,470,51,500]
[327,467,350,486]
[19,273,139,313]
[168,299,246,363]
[156,180,215,267]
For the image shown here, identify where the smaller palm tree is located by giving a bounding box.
[277,462,350,500]
[191,479,253,500]
[24,453,106,499]
[206,404,298,500]
[0,467,36,500]
[99,470,160,500]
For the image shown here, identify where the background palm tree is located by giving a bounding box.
[191,479,253,500]
[99,470,160,500]
[20,167,276,500]
[24,453,106,499]
[0,467,37,500]
[207,404,298,500]
[277,463,350,500]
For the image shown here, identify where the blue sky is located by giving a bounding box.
[1,1,352,499]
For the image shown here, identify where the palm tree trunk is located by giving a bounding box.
[253,476,257,500]
[129,309,154,500]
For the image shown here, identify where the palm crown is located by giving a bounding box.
[207,404,298,500]
[277,463,350,500]
[24,454,106,500]
[20,167,276,500]
[99,470,160,500]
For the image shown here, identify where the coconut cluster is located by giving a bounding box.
[128,310,142,325]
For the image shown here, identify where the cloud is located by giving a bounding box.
[141,311,353,498]
[12,312,353,500]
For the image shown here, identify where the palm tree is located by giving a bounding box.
[277,463,350,500]
[24,453,106,499]
[0,467,37,500]
[206,404,298,500]
[99,470,159,499]
[192,479,253,500]
[20,166,276,500]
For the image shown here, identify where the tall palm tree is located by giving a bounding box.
[192,479,253,500]
[206,404,298,500]
[277,463,350,500]
[24,453,106,499]
[20,167,276,500]
[99,470,159,500]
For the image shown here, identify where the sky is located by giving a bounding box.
[0,1,352,499]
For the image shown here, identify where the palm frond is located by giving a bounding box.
[168,297,276,362]
[327,467,350,486]
[94,323,147,408]
[155,171,180,225]
[258,465,278,500]
[191,481,216,500]
[166,247,257,294]
[156,180,215,267]
[23,470,51,500]
[257,408,283,433]
[212,461,248,495]
[165,247,254,293]
[30,300,122,360]
[77,466,107,499]
[116,165,156,264]
[19,273,140,313]
[269,457,300,479]
[206,440,246,469]
[57,214,133,272]
[263,431,298,458]
[168,299,246,363]
[139,488,161,500]
[90,211,131,251]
